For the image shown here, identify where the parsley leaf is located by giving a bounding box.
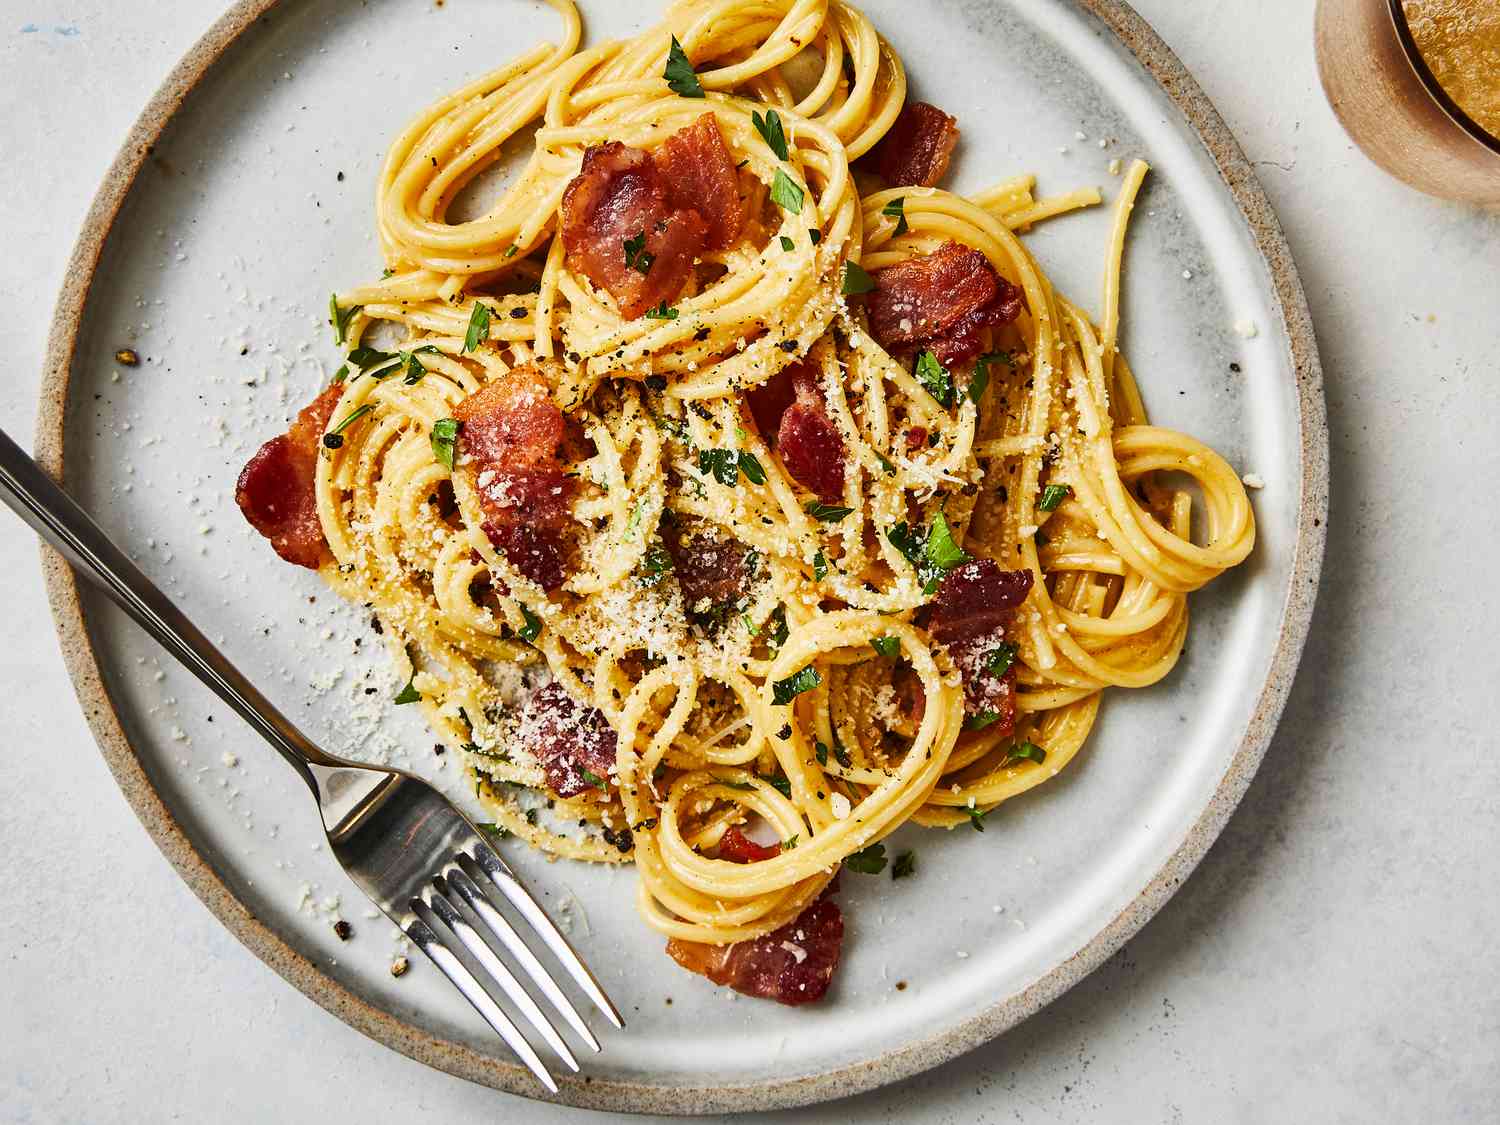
[769,168,804,214]
[463,302,491,352]
[765,773,792,798]
[963,710,1001,731]
[844,843,887,874]
[329,294,361,346]
[394,675,421,705]
[870,635,900,659]
[881,196,908,236]
[808,227,822,245]
[430,417,461,469]
[985,642,1017,677]
[804,500,854,522]
[782,835,799,851]
[891,850,916,879]
[925,510,969,573]
[768,604,790,649]
[698,449,764,486]
[1009,740,1047,764]
[813,550,828,581]
[517,604,542,642]
[623,230,654,275]
[841,260,876,295]
[914,349,952,407]
[967,362,990,406]
[1038,483,1072,511]
[577,767,607,790]
[967,804,997,831]
[780,234,795,252]
[814,740,829,766]
[644,301,679,320]
[638,541,673,586]
[663,36,704,98]
[737,450,767,484]
[771,665,821,706]
[476,822,509,838]
[751,108,790,159]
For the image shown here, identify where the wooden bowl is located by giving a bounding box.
[1316,0,1500,205]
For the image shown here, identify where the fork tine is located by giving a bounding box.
[468,842,626,1029]
[448,862,601,1053]
[427,876,580,1071]
[405,911,559,1094]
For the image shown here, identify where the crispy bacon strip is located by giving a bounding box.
[865,242,1023,366]
[869,101,960,188]
[745,360,846,501]
[717,826,780,863]
[455,364,575,590]
[666,887,843,1005]
[561,115,742,319]
[521,681,619,799]
[924,560,1034,733]
[235,383,343,569]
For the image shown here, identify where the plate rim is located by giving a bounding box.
[34,0,1328,1113]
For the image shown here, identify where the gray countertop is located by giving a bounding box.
[2,2,1496,1121]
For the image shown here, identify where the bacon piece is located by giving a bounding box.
[869,101,960,188]
[662,519,747,607]
[745,361,846,501]
[905,426,928,452]
[717,826,780,863]
[235,383,343,569]
[865,242,1022,361]
[946,631,1020,737]
[655,114,744,252]
[520,681,619,799]
[666,889,843,1005]
[560,141,708,319]
[927,559,1033,642]
[456,366,575,590]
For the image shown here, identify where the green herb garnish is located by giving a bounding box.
[623,230,654,275]
[804,500,854,522]
[697,448,764,487]
[664,36,704,98]
[430,417,461,469]
[1038,483,1072,512]
[845,843,887,874]
[813,550,828,581]
[639,541,673,586]
[751,108,789,159]
[771,665,821,706]
[891,850,916,879]
[914,348,952,407]
[841,260,876,295]
[394,675,421,705]
[1009,740,1047,764]
[769,168,804,214]
[870,635,900,659]
[644,301,679,320]
[329,294,361,346]
[985,642,1017,677]
[925,510,969,573]
[463,302,491,352]
[963,710,1001,731]
[881,196,908,236]
[517,604,542,642]
[578,767,607,790]
[780,234,796,252]
[808,228,822,245]
[782,835,799,851]
[322,403,375,449]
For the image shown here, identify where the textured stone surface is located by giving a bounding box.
[1,1,1497,1121]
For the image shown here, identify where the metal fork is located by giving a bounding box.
[0,428,622,1092]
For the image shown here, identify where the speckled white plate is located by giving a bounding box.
[38,0,1325,1113]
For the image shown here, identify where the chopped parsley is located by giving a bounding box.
[430,417,461,469]
[767,604,790,649]
[966,805,994,832]
[322,403,375,449]
[809,227,822,245]
[517,604,542,642]
[781,835,799,851]
[463,302,492,352]
[697,448,765,486]
[623,230,654,275]
[963,710,1001,731]
[765,773,793,798]
[638,541,673,586]
[771,665,821,706]
[875,450,896,476]
[870,635,901,659]
[985,642,1017,677]
[751,108,789,160]
[844,843,887,874]
[1009,740,1047,764]
[644,301,679,320]
[1038,483,1072,511]
[886,511,970,593]
[813,549,828,581]
[663,36,704,97]
[769,168,804,214]
[881,196,908,236]
[814,741,829,766]
[804,500,854,522]
[780,234,796,252]
[476,822,509,838]
[914,348,952,407]
[891,850,917,879]
[577,767,607,790]
[841,260,876,295]
[394,675,421,705]
[925,510,969,572]
[967,362,990,406]
[329,294,361,346]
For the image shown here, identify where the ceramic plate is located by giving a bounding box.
[38,0,1326,1112]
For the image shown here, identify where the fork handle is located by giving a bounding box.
[0,426,340,786]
